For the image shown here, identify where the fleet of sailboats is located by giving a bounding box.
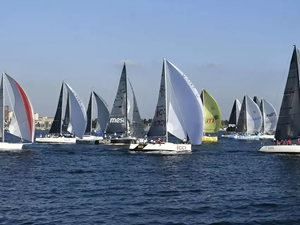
[2,47,298,154]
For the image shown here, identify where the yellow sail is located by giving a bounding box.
[202,89,222,133]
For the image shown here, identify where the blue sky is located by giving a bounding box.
[0,0,300,119]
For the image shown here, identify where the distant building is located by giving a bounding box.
[34,113,39,121]
[35,116,54,130]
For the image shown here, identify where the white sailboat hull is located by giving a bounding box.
[0,142,23,150]
[129,142,192,152]
[35,137,76,144]
[221,134,260,140]
[259,145,300,153]
[258,134,275,140]
[76,135,103,142]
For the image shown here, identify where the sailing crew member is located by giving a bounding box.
[281,140,286,145]
[275,140,280,145]
[287,139,292,145]
[297,139,300,145]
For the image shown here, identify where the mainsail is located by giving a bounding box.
[260,98,277,134]
[147,61,167,139]
[49,83,64,134]
[128,79,145,138]
[85,92,93,134]
[275,46,300,140]
[106,64,127,135]
[227,99,241,132]
[200,89,222,133]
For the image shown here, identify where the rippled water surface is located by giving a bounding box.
[1,132,300,224]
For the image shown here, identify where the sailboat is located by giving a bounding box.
[258,98,277,140]
[102,63,140,145]
[230,95,262,140]
[200,89,221,142]
[222,99,241,138]
[0,72,35,150]
[77,91,109,142]
[35,82,87,144]
[129,59,204,152]
[260,45,300,153]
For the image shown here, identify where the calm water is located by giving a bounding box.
[0,131,300,225]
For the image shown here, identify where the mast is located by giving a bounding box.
[91,92,93,133]
[124,63,128,137]
[1,73,4,142]
[245,95,248,134]
[164,58,168,142]
[261,98,265,134]
[60,82,65,135]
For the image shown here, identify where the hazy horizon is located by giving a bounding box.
[1,0,299,120]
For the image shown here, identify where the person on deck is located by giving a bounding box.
[281,140,286,145]
[297,139,300,145]
[275,140,280,145]
[287,139,292,145]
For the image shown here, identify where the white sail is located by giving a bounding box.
[5,73,35,142]
[236,99,241,124]
[65,83,87,139]
[260,98,277,134]
[166,60,204,144]
[93,92,109,131]
[245,95,262,134]
[128,79,145,138]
